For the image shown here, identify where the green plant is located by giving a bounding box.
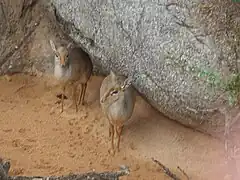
[198,69,240,106]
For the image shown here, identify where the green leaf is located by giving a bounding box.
[197,69,240,106]
[198,71,207,78]
[228,91,237,106]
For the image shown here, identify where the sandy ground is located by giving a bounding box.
[0,74,228,180]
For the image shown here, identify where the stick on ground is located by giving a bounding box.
[177,166,189,180]
[152,158,181,180]
[14,83,36,93]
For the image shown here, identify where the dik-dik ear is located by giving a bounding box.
[110,70,117,82]
[121,77,132,90]
[66,42,73,49]
[49,40,57,53]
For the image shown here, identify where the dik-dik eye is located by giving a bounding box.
[110,90,119,96]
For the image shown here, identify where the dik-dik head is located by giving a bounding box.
[49,40,72,67]
[100,71,133,104]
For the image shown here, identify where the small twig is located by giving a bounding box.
[14,84,27,93]
[186,106,219,114]
[152,158,181,180]
[186,106,220,129]
[14,83,36,93]
[186,93,226,115]
[177,166,189,180]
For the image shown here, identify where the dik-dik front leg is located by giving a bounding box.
[109,123,115,155]
[116,125,123,152]
[61,84,66,113]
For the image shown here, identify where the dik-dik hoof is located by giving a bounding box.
[108,148,115,156]
[54,100,61,104]
[56,93,68,100]
[80,101,88,106]
[108,129,112,139]
[59,107,64,114]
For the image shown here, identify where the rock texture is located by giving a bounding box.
[50,0,240,135]
[0,0,239,135]
[0,0,71,76]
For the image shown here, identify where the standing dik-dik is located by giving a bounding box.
[100,71,135,154]
[50,40,93,113]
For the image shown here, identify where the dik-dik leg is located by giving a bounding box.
[116,125,123,152]
[72,83,78,112]
[61,85,66,113]
[78,83,87,106]
[109,123,115,155]
[109,123,112,138]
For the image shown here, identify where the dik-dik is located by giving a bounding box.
[100,71,135,154]
[50,40,93,113]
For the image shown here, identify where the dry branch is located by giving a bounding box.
[14,83,35,93]
[0,159,130,180]
[151,158,181,180]
[177,166,189,180]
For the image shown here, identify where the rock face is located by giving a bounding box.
[0,0,239,135]
[0,0,59,75]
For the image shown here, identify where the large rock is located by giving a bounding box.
[0,0,61,75]
[49,0,240,135]
[0,0,239,136]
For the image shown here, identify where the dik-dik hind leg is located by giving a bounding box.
[72,84,78,112]
[82,83,87,105]
[78,83,87,106]
[109,124,112,138]
[77,84,82,106]
[109,121,113,138]
[116,125,123,152]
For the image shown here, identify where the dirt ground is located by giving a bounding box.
[0,74,229,180]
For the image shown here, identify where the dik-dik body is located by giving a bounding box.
[100,71,135,154]
[50,40,93,113]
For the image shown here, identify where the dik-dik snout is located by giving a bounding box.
[57,50,69,67]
